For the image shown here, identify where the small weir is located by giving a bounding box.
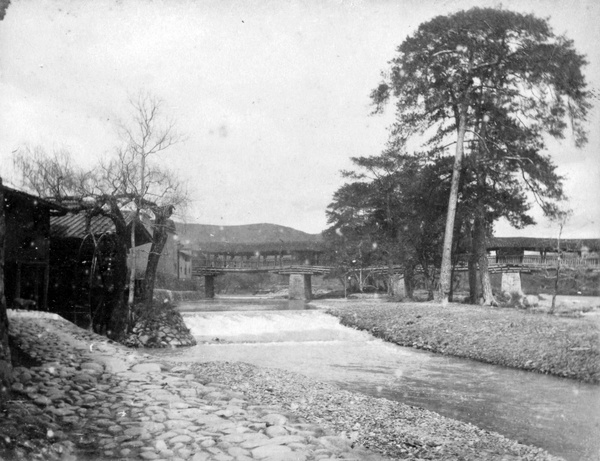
[149,299,600,461]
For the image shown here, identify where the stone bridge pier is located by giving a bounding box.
[288,273,313,300]
[501,271,524,297]
[204,275,216,299]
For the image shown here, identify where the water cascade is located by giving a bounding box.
[148,300,600,461]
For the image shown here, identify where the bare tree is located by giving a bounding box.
[113,92,188,314]
[549,210,572,313]
[11,93,188,339]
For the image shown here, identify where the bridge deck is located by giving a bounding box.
[192,255,599,277]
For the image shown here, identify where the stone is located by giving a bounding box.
[192,453,211,461]
[165,419,193,430]
[169,434,193,444]
[266,425,289,437]
[317,436,353,451]
[213,454,234,461]
[262,413,288,426]
[523,295,540,307]
[80,362,104,373]
[95,355,130,373]
[242,435,304,449]
[251,444,293,459]
[11,382,24,393]
[228,446,251,457]
[124,427,146,437]
[139,452,160,460]
[196,414,227,426]
[34,395,52,406]
[131,363,163,374]
[107,425,123,434]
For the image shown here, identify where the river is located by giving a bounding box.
[147,298,599,461]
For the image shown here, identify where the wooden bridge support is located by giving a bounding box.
[289,273,312,300]
[204,275,215,299]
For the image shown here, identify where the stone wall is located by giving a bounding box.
[153,288,206,304]
[124,301,196,348]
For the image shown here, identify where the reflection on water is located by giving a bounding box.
[156,299,600,461]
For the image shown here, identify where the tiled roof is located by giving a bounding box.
[1,185,68,213]
[488,237,600,252]
[50,212,153,246]
[50,213,114,239]
[193,240,326,255]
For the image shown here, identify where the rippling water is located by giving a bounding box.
[148,299,600,461]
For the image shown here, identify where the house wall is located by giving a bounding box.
[129,231,179,279]
[3,192,51,309]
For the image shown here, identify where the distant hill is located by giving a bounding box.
[174,222,323,247]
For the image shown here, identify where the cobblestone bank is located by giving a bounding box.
[1,311,386,461]
[124,303,196,348]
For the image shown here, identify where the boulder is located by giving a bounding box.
[523,295,540,307]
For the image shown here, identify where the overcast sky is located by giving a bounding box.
[1,0,598,238]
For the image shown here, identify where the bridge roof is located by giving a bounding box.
[187,233,600,255]
[194,240,326,255]
[488,237,600,252]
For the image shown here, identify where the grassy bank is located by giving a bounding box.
[314,299,600,383]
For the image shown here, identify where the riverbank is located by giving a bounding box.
[312,298,600,383]
[2,311,387,461]
[2,310,564,461]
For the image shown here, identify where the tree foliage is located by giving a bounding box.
[371,7,590,304]
[325,150,452,297]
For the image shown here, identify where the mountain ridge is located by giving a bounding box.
[174,222,323,246]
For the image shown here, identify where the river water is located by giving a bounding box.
[148,298,599,461]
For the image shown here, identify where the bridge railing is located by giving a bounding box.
[194,258,334,270]
[193,255,599,273]
[487,256,599,267]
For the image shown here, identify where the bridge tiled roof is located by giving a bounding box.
[193,240,326,255]
[488,237,600,252]
[193,237,600,255]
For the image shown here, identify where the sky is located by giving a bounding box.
[0,0,599,238]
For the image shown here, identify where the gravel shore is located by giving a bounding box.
[2,309,568,461]
[313,298,600,383]
[180,361,562,461]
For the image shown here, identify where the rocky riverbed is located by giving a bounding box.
[1,310,563,461]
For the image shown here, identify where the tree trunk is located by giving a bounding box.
[438,103,468,304]
[106,203,132,341]
[406,264,415,300]
[127,212,137,313]
[550,221,565,313]
[464,221,480,304]
[106,238,129,339]
[142,205,174,308]
[474,215,497,306]
[551,263,560,313]
[468,257,479,304]
[387,257,394,296]
[0,179,12,402]
[421,265,435,301]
